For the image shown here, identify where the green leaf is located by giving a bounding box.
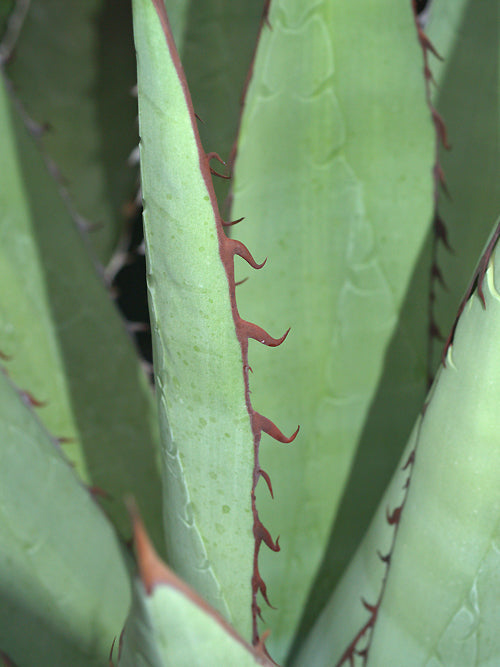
[230,0,435,659]
[162,0,191,49]
[294,222,500,666]
[176,0,264,210]
[0,1,14,44]
[423,0,469,93]
[133,0,273,641]
[0,367,130,667]
[0,71,163,551]
[426,0,500,372]
[5,0,138,264]
[119,512,274,667]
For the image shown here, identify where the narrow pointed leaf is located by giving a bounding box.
[0,72,163,549]
[426,0,500,372]
[175,0,264,210]
[295,222,500,666]
[5,0,138,264]
[0,368,130,667]
[132,0,273,640]
[119,513,273,667]
[230,0,435,658]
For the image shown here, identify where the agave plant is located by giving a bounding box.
[0,0,498,665]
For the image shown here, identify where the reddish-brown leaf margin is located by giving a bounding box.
[149,0,298,649]
[334,4,448,663]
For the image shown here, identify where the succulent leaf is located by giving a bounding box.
[0,368,130,666]
[0,71,163,549]
[119,510,274,667]
[426,0,500,373]
[5,0,138,264]
[230,0,436,658]
[172,0,265,210]
[294,220,500,666]
[132,0,283,641]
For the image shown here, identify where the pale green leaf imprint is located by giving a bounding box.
[294,222,500,666]
[119,511,274,667]
[5,0,138,264]
[0,72,163,549]
[230,0,435,659]
[0,368,130,667]
[425,0,500,374]
[132,0,296,642]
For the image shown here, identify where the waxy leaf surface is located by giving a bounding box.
[5,0,138,264]
[0,73,163,549]
[133,0,260,640]
[119,515,273,667]
[230,0,435,659]
[0,368,130,666]
[175,0,264,211]
[295,225,500,666]
[426,0,500,373]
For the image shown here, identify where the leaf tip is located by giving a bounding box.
[128,498,172,595]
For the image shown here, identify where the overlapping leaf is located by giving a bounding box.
[230,0,435,659]
[426,0,500,373]
[173,0,264,210]
[119,512,273,667]
[0,367,130,666]
[132,0,259,640]
[294,223,500,665]
[5,0,138,264]
[0,72,163,549]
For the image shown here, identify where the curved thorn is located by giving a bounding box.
[431,262,447,289]
[254,520,280,552]
[253,601,264,622]
[258,578,276,609]
[402,449,415,470]
[434,212,453,252]
[235,277,248,287]
[209,167,231,180]
[20,390,46,408]
[228,239,266,269]
[419,30,443,60]
[259,468,274,498]
[377,550,391,564]
[206,151,226,166]
[222,216,245,227]
[254,413,299,443]
[240,320,290,347]
[386,505,402,525]
[361,598,377,614]
[432,109,450,150]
